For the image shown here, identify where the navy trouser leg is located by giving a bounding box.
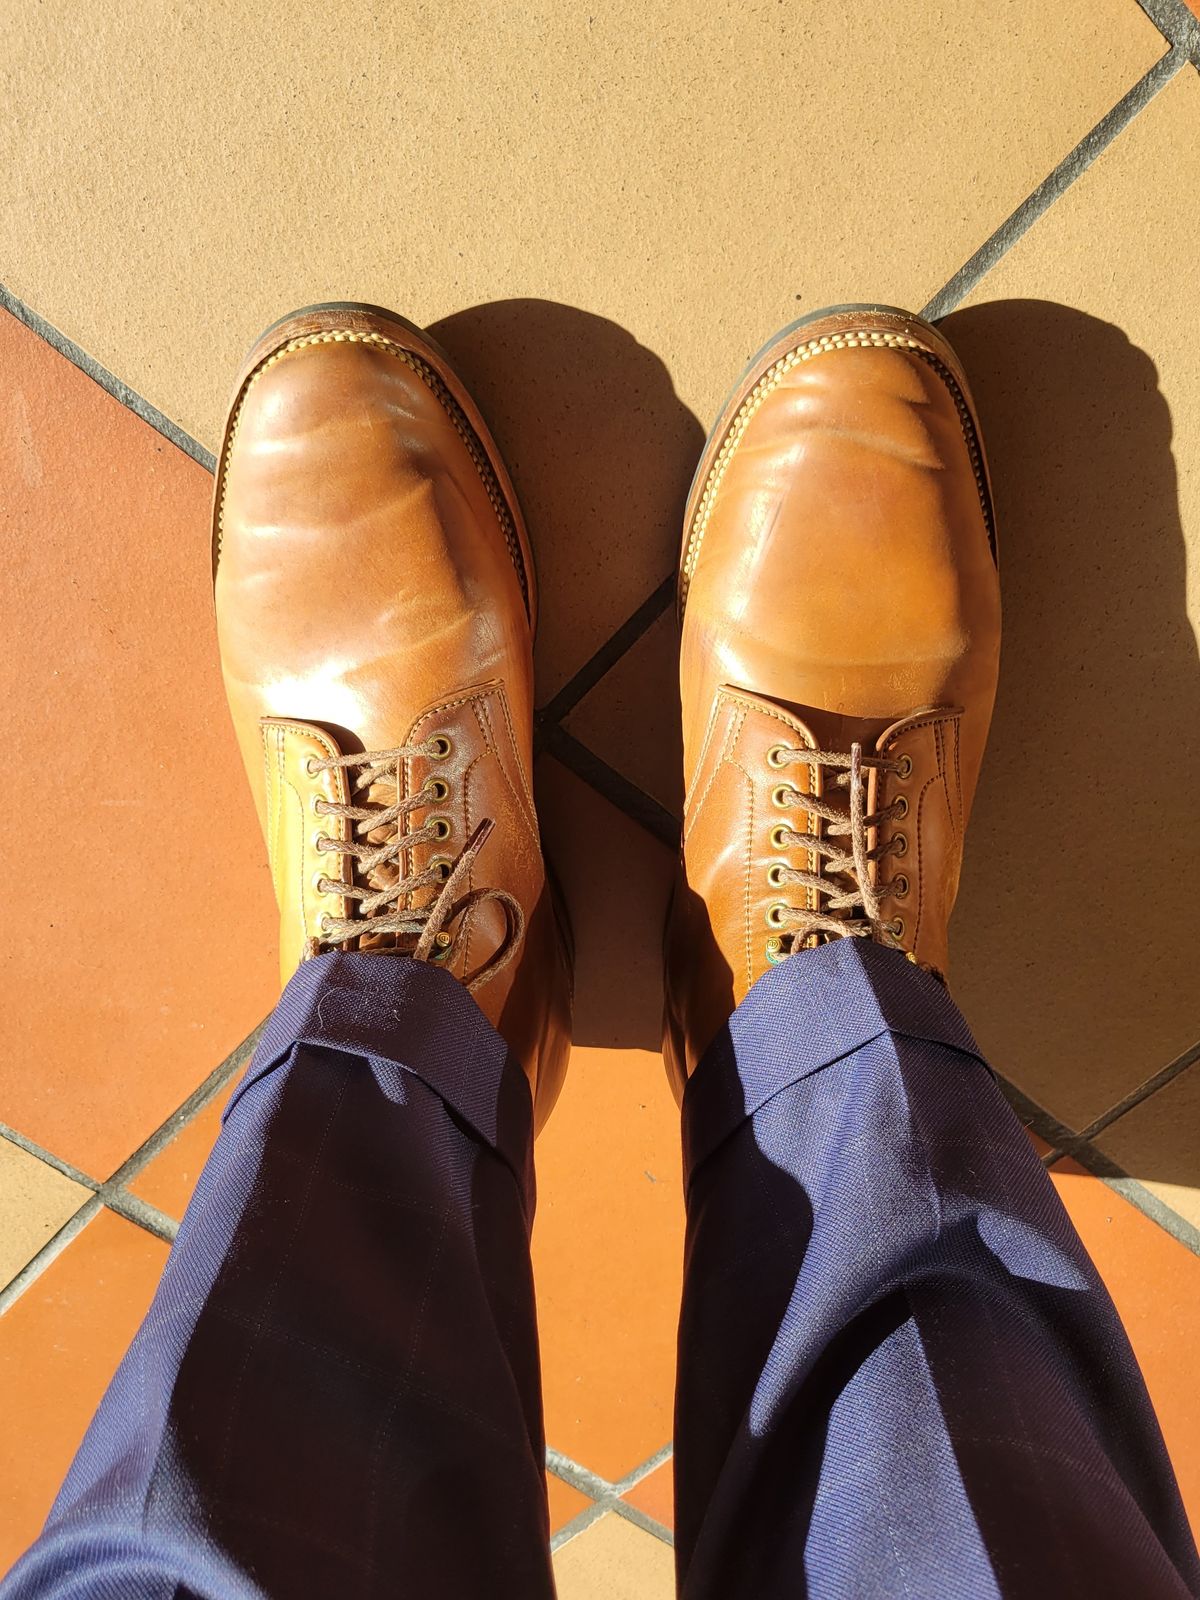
[2,952,553,1600]
[675,938,1200,1600]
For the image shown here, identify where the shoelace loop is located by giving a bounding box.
[764,741,908,959]
[304,740,524,991]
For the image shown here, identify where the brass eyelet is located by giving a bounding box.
[428,734,453,761]
[896,754,913,779]
[304,756,320,777]
[313,872,333,895]
[892,874,909,899]
[310,793,328,815]
[318,913,332,934]
[767,862,787,888]
[770,823,792,850]
[771,784,798,809]
[425,777,450,803]
[429,816,452,842]
[313,834,330,854]
[889,916,906,938]
[765,936,787,965]
[429,856,452,882]
[892,831,908,858]
[893,795,908,820]
[766,743,791,769]
[765,902,789,930]
[430,930,454,960]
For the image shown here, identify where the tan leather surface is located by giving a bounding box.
[665,308,1001,1090]
[214,305,571,1128]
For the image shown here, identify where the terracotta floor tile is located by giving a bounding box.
[1052,1159,1200,1528]
[0,1209,169,1571]
[0,1,1166,697]
[0,309,278,1177]
[552,1512,674,1598]
[548,1473,593,1536]
[623,1458,675,1532]
[534,1038,683,1483]
[128,1092,228,1221]
[1093,1065,1200,1235]
[940,69,1200,1130]
[0,1141,91,1291]
[564,609,684,818]
[533,759,684,1480]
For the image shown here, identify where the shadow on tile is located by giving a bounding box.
[428,299,703,706]
[432,300,698,1054]
[939,300,1200,1141]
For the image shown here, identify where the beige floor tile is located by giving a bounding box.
[1094,1065,1200,1233]
[0,1141,91,1290]
[938,69,1200,1130]
[0,0,1167,696]
[553,1512,674,1598]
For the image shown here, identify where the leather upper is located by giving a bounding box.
[213,307,571,1127]
[665,309,1000,1090]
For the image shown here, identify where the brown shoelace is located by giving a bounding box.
[304,742,524,991]
[767,742,907,951]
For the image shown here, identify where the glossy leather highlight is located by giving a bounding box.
[214,304,571,1129]
[665,306,1001,1093]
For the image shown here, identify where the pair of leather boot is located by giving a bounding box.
[213,302,1000,1128]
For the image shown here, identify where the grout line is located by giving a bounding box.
[104,1020,266,1195]
[992,1072,1200,1257]
[536,575,675,728]
[613,1441,673,1494]
[541,726,680,849]
[921,46,1185,321]
[546,1445,675,1550]
[0,280,216,472]
[609,1497,674,1546]
[101,1190,180,1245]
[0,1195,103,1313]
[550,1499,610,1552]
[1074,1038,1200,1144]
[992,1074,1079,1155]
[1135,0,1200,60]
[1046,1139,1200,1256]
[0,1122,101,1194]
[546,1446,613,1502]
[0,1020,263,1314]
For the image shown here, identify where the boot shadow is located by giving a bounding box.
[940,299,1200,1172]
[430,300,703,1051]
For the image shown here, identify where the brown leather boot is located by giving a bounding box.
[664,305,1000,1094]
[213,302,571,1130]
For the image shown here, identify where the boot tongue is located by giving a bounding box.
[361,771,402,896]
[728,686,890,754]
